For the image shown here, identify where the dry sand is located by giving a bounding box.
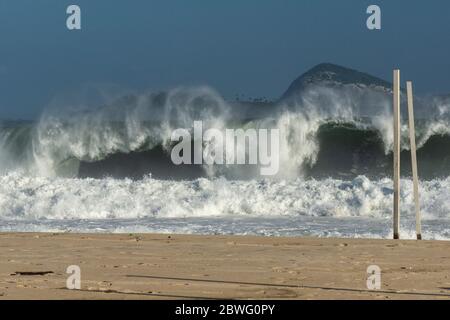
[0,232,449,299]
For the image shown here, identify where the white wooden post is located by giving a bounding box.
[406,81,422,240]
[393,70,401,239]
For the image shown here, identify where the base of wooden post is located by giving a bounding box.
[394,233,399,240]
[417,234,422,240]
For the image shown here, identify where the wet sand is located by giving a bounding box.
[0,232,449,299]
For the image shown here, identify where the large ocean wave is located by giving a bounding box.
[1,85,450,238]
[1,85,450,180]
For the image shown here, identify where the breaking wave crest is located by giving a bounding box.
[1,85,450,239]
[1,85,450,179]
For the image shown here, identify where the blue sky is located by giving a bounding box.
[1,0,450,119]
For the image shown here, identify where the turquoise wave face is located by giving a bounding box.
[2,119,450,180]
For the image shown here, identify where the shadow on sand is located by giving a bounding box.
[125,274,450,298]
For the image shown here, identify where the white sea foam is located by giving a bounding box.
[0,173,449,239]
[0,172,449,238]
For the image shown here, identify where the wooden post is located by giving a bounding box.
[393,70,401,239]
[406,81,422,240]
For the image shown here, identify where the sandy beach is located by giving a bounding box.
[0,232,449,299]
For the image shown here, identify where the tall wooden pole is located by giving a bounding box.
[393,70,401,239]
[406,81,422,240]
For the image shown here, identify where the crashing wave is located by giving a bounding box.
[0,85,450,179]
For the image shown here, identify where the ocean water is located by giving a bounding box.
[0,173,449,239]
[1,86,450,239]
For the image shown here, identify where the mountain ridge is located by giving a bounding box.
[280,63,392,100]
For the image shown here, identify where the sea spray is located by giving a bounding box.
[1,85,450,180]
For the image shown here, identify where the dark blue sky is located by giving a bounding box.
[1,0,450,119]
